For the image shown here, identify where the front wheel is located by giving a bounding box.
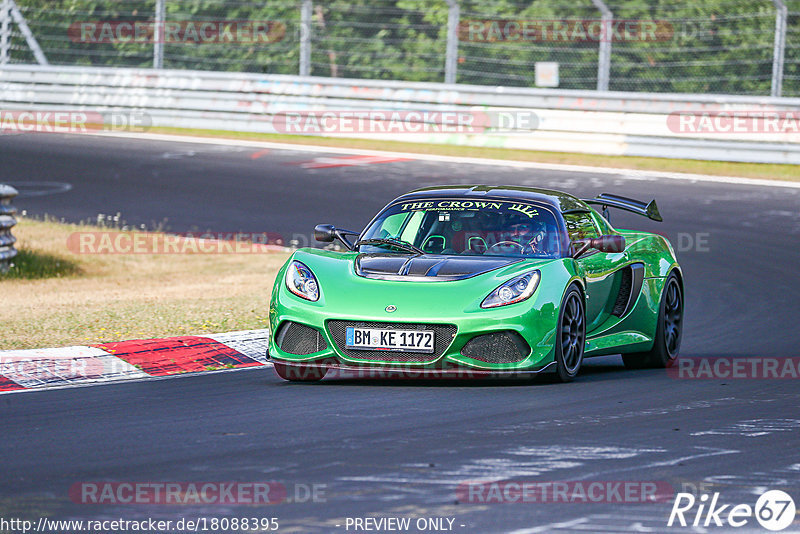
[622,272,683,369]
[273,361,327,382]
[555,285,586,382]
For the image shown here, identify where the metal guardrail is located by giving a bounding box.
[0,184,18,274]
[3,0,798,97]
[1,65,799,164]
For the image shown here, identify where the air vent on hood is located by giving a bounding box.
[355,254,522,281]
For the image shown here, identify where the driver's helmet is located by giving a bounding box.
[504,220,546,247]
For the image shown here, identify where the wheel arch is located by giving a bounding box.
[564,275,586,301]
[669,266,684,294]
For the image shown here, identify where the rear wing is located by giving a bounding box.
[582,193,663,222]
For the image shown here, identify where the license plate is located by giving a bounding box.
[345,327,435,353]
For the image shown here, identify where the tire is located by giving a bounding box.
[622,272,683,369]
[555,285,586,382]
[273,361,327,382]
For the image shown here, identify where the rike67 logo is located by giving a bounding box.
[668,490,796,531]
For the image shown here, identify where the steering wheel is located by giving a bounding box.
[487,232,547,255]
[487,240,525,253]
[524,231,546,254]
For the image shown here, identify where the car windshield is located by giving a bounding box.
[360,198,564,257]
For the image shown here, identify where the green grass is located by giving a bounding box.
[147,126,800,182]
[2,248,82,279]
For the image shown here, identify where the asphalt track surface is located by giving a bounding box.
[2,134,800,533]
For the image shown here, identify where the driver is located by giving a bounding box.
[501,220,547,253]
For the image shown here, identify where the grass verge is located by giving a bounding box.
[0,217,289,350]
[147,126,800,182]
[3,248,82,279]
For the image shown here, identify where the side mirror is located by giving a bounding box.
[314,224,336,243]
[572,235,626,257]
[590,235,626,253]
[314,224,359,250]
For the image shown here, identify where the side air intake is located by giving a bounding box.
[276,322,327,355]
[611,263,645,317]
[460,331,531,364]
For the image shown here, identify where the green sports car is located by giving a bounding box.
[268,185,683,382]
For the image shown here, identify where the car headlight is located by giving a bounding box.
[285,261,320,301]
[481,270,540,308]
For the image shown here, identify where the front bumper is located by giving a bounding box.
[268,307,559,373]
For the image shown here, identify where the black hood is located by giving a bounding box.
[355,254,522,281]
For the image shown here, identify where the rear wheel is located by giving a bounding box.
[555,286,586,382]
[622,272,683,369]
[273,361,327,382]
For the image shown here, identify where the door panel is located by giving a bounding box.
[564,211,628,332]
[578,251,629,331]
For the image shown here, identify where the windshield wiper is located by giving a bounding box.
[355,238,425,255]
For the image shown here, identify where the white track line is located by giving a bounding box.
[92,131,800,189]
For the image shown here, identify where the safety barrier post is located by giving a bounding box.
[0,184,19,274]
